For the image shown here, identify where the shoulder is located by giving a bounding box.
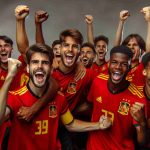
[97,73,109,81]
[128,83,144,99]
[9,86,28,96]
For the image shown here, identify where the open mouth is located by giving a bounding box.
[55,54,61,58]
[34,71,45,83]
[82,57,88,63]
[0,53,9,62]
[111,71,123,82]
[65,53,74,64]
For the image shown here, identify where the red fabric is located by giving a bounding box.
[87,76,146,150]
[7,86,68,150]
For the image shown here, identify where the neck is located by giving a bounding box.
[131,59,139,69]
[59,61,75,74]
[0,62,8,70]
[28,80,47,98]
[108,78,129,94]
[96,59,105,66]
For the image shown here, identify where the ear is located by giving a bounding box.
[27,64,29,73]
[142,69,147,76]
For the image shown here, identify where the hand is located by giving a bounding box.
[52,57,60,69]
[141,6,150,22]
[130,102,146,125]
[85,15,93,24]
[15,5,29,20]
[35,10,49,23]
[74,62,86,81]
[8,58,21,77]
[17,106,35,122]
[120,10,130,21]
[99,115,112,130]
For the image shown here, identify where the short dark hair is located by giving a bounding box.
[122,34,145,52]
[0,35,13,46]
[26,43,54,65]
[142,52,150,68]
[52,40,61,49]
[81,42,95,53]
[94,35,109,46]
[59,29,83,45]
[110,45,133,59]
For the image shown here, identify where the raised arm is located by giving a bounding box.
[35,10,49,44]
[114,10,130,46]
[141,6,150,53]
[85,15,94,45]
[15,5,29,58]
[0,58,21,122]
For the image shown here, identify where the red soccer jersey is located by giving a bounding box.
[52,68,94,112]
[87,74,146,150]
[91,61,109,75]
[7,85,68,150]
[126,63,145,92]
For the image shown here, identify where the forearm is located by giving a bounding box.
[114,20,124,46]
[65,119,100,132]
[35,23,45,44]
[146,21,150,53]
[16,19,29,55]
[136,121,148,145]
[87,24,94,45]
[0,74,14,120]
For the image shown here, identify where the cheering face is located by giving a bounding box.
[60,36,80,68]
[109,53,130,84]
[95,40,108,61]
[126,38,141,61]
[53,44,61,63]
[27,52,51,88]
[80,46,95,68]
[0,39,12,63]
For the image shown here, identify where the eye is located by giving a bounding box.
[42,61,50,65]
[31,60,39,64]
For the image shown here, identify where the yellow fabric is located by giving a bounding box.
[61,109,74,125]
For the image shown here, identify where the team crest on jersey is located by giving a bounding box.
[118,101,130,115]
[67,80,77,94]
[49,105,57,118]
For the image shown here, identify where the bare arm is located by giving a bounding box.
[114,10,130,46]
[15,5,29,58]
[35,10,49,44]
[85,15,94,45]
[141,7,150,53]
[0,58,21,121]
[130,102,147,145]
[61,109,112,132]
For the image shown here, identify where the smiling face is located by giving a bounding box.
[80,46,95,68]
[126,37,141,61]
[95,40,108,61]
[27,52,51,88]
[0,39,12,64]
[53,43,61,63]
[60,36,80,68]
[109,53,130,84]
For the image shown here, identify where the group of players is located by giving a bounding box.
[0,4,150,150]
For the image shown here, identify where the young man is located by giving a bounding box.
[80,42,96,68]
[141,52,150,149]
[114,9,148,91]
[87,45,147,150]
[0,43,111,150]
[85,15,109,74]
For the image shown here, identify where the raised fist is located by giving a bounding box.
[120,10,130,21]
[85,15,93,24]
[35,10,49,23]
[15,5,29,20]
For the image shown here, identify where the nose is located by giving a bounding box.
[68,45,73,52]
[38,62,42,68]
[116,63,122,69]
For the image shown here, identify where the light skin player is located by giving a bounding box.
[15,5,59,121]
[0,43,112,150]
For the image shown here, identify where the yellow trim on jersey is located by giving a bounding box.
[9,86,28,96]
[97,73,109,80]
[128,83,144,98]
[60,109,74,125]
